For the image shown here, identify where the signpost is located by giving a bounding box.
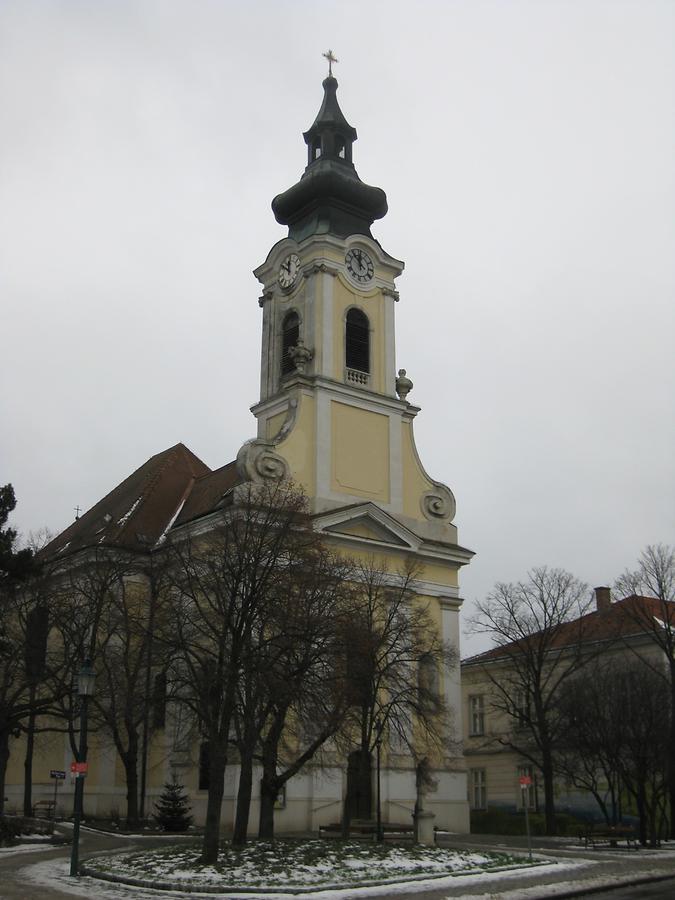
[519,775,533,861]
[50,769,66,819]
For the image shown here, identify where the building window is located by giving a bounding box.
[418,653,440,713]
[281,311,300,376]
[469,695,485,736]
[469,768,487,810]
[335,135,346,159]
[345,308,370,374]
[311,137,321,160]
[518,765,536,810]
[515,690,530,728]
[198,742,210,791]
[152,672,166,728]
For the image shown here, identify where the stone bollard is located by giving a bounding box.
[413,810,435,845]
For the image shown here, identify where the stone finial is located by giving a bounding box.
[288,339,313,375]
[396,368,413,401]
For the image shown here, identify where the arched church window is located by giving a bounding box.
[311,137,322,160]
[418,653,440,713]
[335,135,346,159]
[281,311,300,376]
[345,308,370,374]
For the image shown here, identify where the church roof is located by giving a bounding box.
[40,443,216,558]
[173,461,241,527]
[462,594,675,666]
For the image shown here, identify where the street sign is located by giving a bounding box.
[70,762,88,774]
[50,769,66,779]
[519,775,532,787]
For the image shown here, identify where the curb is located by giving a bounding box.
[80,860,544,895]
[526,871,675,900]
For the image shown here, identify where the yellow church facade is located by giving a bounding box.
[6,69,473,835]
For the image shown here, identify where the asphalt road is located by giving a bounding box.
[574,876,675,899]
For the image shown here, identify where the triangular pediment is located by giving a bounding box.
[314,503,420,551]
[325,516,409,546]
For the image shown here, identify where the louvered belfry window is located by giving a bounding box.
[345,308,370,374]
[281,311,300,376]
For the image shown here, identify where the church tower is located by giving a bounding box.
[237,64,473,831]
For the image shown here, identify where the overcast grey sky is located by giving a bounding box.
[1,0,673,655]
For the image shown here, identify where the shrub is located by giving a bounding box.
[470,807,585,836]
[0,817,22,847]
[153,780,193,832]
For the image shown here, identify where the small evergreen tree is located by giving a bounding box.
[153,779,193,832]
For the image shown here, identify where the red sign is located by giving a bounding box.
[519,775,532,787]
[70,761,88,774]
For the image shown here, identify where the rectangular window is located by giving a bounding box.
[469,695,485,736]
[469,768,487,810]
[517,765,536,810]
[515,691,530,728]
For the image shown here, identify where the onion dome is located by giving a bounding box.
[272,76,388,242]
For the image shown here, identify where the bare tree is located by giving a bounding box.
[468,567,593,835]
[254,545,354,841]
[615,544,675,835]
[556,660,627,826]
[336,559,456,835]
[164,480,320,864]
[57,547,167,827]
[0,572,65,815]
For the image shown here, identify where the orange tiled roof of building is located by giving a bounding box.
[462,594,675,666]
[173,461,241,527]
[40,443,216,558]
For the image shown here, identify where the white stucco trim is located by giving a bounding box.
[321,269,334,378]
[384,291,396,395]
[315,389,332,499]
[389,410,403,513]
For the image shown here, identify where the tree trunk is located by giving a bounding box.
[123,748,139,829]
[23,693,37,817]
[258,776,278,841]
[636,781,647,845]
[0,729,9,816]
[202,741,227,864]
[259,729,280,841]
[541,746,557,836]
[232,747,254,847]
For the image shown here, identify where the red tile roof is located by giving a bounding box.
[173,461,241,527]
[462,594,675,666]
[41,443,220,558]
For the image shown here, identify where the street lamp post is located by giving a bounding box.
[69,660,95,877]
[374,718,383,843]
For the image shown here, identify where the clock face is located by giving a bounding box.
[278,253,301,289]
[345,248,374,284]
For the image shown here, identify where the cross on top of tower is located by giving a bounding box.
[322,49,338,77]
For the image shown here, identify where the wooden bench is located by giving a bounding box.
[320,821,414,839]
[579,824,639,850]
[32,800,56,819]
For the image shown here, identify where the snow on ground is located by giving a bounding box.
[85,841,530,888]
[20,846,675,899]
[22,856,580,900]
[0,842,56,856]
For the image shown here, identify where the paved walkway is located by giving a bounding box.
[0,828,674,899]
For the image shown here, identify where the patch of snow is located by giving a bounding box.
[117,497,143,527]
[154,496,188,546]
[0,842,55,856]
